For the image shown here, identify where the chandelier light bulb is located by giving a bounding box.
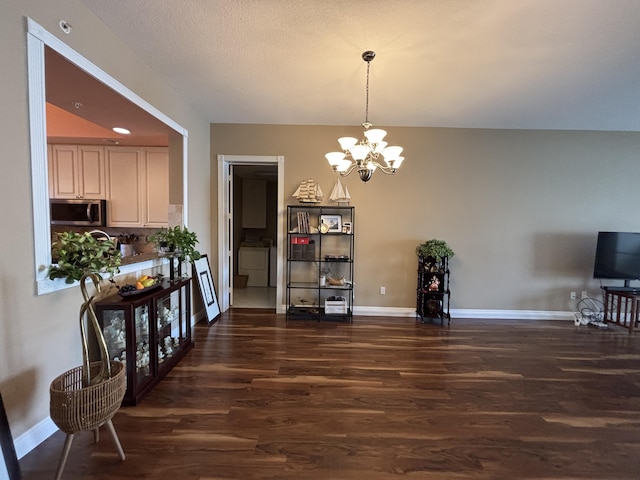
[338,137,358,150]
[349,144,370,161]
[325,152,346,166]
[363,128,387,144]
[374,141,388,154]
[381,145,403,161]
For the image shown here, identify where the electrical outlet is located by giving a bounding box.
[380,286,386,295]
[581,291,588,298]
[570,291,576,299]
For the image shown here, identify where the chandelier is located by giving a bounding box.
[325,51,404,183]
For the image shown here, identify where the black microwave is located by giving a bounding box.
[50,199,107,226]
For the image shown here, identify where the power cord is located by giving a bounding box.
[574,296,607,328]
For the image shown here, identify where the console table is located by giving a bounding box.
[602,288,640,333]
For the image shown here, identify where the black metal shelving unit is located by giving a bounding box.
[416,255,451,325]
[286,205,354,322]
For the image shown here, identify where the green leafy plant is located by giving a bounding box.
[149,226,201,263]
[415,238,455,259]
[48,231,122,284]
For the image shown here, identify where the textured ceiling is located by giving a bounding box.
[77,0,640,132]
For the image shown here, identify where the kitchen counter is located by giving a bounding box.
[120,252,163,266]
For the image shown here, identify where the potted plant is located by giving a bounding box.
[149,226,201,263]
[48,231,122,284]
[415,239,455,260]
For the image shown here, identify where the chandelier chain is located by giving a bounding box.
[364,60,370,126]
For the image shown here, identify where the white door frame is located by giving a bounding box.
[217,155,285,313]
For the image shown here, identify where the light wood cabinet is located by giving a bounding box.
[48,145,106,199]
[106,147,144,226]
[143,148,169,228]
[105,147,169,227]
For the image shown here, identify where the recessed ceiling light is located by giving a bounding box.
[112,127,130,135]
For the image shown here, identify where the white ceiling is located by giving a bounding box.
[77,0,640,132]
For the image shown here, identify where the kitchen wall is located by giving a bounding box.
[211,124,640,311]
[0,0,211,453]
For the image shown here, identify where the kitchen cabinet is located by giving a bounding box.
[143,148,169,227]
[48,144,106,199]
[105,146,169,227]
[94,277,193,405]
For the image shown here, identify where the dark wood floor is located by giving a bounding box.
[19,311,640,479]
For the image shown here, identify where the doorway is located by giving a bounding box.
[217,155,285,314]
[233,165,277,308]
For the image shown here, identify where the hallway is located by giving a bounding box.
[232,286,276,309]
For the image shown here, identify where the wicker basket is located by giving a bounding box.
[50,361,126,435]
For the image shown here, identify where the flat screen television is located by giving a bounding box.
[593,231,640,287]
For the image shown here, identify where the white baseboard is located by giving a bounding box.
[351,306,574,321]
[14,416,57,459]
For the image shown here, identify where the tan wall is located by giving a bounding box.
[211,124,640,309]
[0,0,211,444]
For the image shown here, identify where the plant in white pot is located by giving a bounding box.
[149,226,201,278]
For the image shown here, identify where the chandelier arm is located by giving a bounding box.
[337,163,360,177]
[370,161,397,175]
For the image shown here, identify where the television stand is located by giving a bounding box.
[603,286,640,295]
[602,288,640,333]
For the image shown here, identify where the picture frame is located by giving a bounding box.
[0,392,20,480]
[342,221,352,234]
[193,255,221,325]
[319,214,342,233]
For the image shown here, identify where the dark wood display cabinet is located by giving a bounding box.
[286,205,354,322]
[416,255,451,325]
[94,277,193,405]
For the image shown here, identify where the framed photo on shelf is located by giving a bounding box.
[319,214,342,233]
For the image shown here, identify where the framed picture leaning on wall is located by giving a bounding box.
[193,255,221,325]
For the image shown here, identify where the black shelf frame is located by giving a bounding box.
[416,255,451,325]
[286,205,354,322]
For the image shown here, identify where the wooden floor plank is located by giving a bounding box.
[19,312,640,479]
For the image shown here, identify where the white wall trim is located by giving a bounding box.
[217,155,285,313]
[327,305,574,321]
[13,416,57,459]
[26,18,188,295]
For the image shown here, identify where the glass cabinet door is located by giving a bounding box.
[134,304,152,385]
[180,284,189,347]
[156,289,182,365]
[101,309,127,363]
